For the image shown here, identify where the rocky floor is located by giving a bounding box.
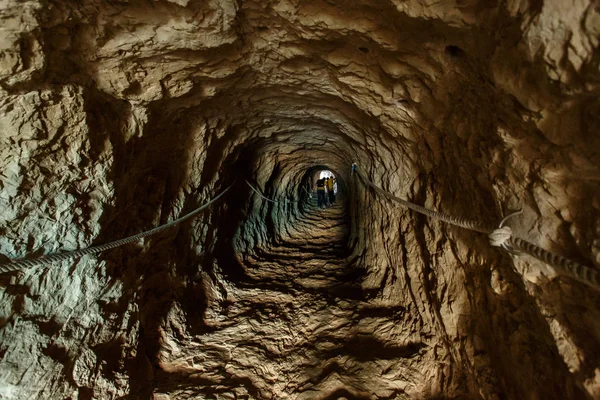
[153,196,436,399]
[241,198,362,297]
[1,0,599,398]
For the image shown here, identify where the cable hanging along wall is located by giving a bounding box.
[0,179,302,274]
[0,178,305,275]
[0,182,237,274]
[245,179,300,204]
[352,163,600,291]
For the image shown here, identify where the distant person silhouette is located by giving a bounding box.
[327,177,335,204]
[315,177,326,208]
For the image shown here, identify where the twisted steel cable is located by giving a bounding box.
[353,164,600,290]
[355,167,493,233]
[508,236,600,289]
[0,182,236,273]
[245,179,299,204]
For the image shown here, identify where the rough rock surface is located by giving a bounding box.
[1,0,599,399]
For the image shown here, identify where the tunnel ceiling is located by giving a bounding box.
[1,0,600,399]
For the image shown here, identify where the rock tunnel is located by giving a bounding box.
[1,0,600,399]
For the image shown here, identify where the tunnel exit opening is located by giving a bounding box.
[319,170,335,179]
[317,170,338,196]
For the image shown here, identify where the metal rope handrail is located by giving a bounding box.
[353,164,600,290]
[0,182,236,273]
[245,180,299,204]
[355,167,492,233]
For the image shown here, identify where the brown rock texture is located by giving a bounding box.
[1,0,600,399]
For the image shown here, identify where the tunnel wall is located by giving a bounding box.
[0,0,599,399]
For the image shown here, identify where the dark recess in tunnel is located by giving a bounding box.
[208,148,358,298]
[298,165,348,211]
[2,0,600,398]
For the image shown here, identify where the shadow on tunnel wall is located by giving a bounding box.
[81,96,394,398]
[212,164,367,300]
[79,94,249,398]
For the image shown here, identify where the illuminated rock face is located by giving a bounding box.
[1,1,599,399]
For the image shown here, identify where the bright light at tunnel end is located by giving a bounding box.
[319,170,335,179]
